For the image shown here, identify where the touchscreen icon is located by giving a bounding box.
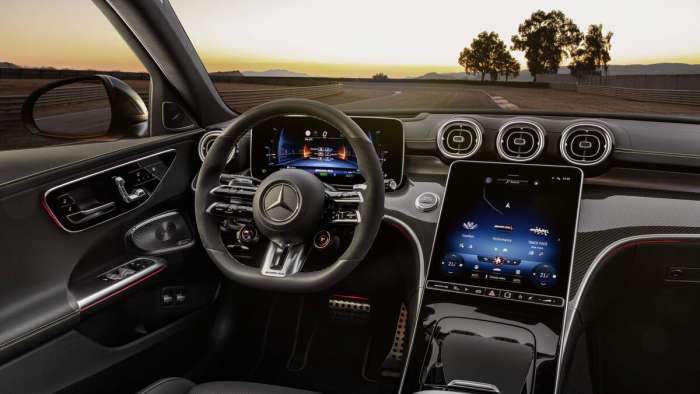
[494,224,513,232]
[462,221,478,231]
[530,227,549,237]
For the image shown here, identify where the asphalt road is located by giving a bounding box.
[35,107,111,137]
[335,82,499,110]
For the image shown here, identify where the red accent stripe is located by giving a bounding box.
[40,195,64,229]
[606,239,682,258]
[80,266,166,312]
[331,294,369,302]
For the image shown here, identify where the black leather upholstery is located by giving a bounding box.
[138,377,195,394]
[139,378,320,394]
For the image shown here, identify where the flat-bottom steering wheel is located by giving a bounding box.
[195,99,385,292]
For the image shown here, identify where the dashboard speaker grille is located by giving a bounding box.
[437,119,483,159]
[496,121,545,162]
[560,123,613,166]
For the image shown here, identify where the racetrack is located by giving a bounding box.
[333,82,500,110]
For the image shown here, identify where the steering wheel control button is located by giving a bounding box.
[331,209,361,224]
[237,225,258,243]
[415,192,440,212]
[211,184,256,198]
[314,230,332,249]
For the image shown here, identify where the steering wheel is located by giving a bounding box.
[194,99,385,292]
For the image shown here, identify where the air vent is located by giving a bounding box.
[496,120,545,162]
[560,122,613,166]
[198,130,235,163]
[437,118,484,159]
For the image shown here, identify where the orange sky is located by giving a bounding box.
[1,0,699,78]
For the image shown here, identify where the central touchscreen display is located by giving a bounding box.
[428,161,582,302]
[250,116,403,185]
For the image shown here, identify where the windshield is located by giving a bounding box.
[170,0,700,118]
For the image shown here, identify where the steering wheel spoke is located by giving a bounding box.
[260,242,307,277]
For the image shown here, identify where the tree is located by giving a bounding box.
[501,56,521,81]
[511,10,582,82]
[372,72,389,80]
[458,31,508,82]
[568,24,613,78]
[458,47,477,78]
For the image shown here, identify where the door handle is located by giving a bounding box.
[66,201,116,224]
[113,176,147,203]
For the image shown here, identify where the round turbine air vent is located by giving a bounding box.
[560,122,614,166]
[198,130,236,163]
[496,120,546,162]
[437,118,484,159]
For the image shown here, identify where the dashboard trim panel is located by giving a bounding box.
[558,233,700,394]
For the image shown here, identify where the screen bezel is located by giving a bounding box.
[249,115,404,187]
[426,160,584,302]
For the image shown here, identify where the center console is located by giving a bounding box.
[401,161,583,394]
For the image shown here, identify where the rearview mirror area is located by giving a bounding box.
[22,75,149,140]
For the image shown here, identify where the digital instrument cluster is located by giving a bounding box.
[428,161,582,306]
[250,116,403,186]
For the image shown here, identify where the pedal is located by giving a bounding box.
[328,295,371,324]
[380,303,408,378]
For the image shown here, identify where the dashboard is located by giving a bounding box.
[219,111,700,394]
[249,115,404,187]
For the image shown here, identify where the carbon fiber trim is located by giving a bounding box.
[570,226,700,299]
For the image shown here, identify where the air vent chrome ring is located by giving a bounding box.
[560,122,614,166]
[198,130,236,163]
[436,118,484,159]
[496,120,546,162]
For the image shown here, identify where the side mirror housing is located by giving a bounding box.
[21,75,148,140]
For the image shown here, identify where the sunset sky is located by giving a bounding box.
[1,0,699,77]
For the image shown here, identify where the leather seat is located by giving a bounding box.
[138,378,321,394]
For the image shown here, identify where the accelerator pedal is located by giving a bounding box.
[380,303,408,379]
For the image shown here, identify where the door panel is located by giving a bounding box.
[0,132,219,391]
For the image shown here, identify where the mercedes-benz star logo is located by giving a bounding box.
[262,183,300,222]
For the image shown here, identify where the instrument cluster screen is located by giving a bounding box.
[250,116,403,186]
[429,161,582,300]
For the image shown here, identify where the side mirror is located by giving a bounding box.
[22,75,148,140]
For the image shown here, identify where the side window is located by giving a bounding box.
[0,1,149,151]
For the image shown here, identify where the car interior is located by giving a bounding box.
[2,1,700,394]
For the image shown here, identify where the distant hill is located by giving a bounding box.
[0,61,19,68]
[241,69,309,77]
[414,72,467,80]
[209,70,244,77]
